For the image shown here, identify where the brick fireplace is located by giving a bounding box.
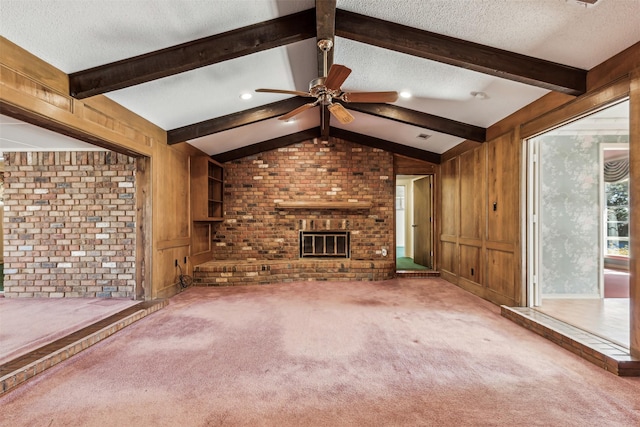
[193,137,396,286]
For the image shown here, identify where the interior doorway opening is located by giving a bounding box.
[396,175,433,271]
[526,99,630,347]
[0,114,150,300]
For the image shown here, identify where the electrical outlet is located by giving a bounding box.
[381,248,388,257]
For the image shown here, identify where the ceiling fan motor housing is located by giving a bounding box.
[309,77,340,105]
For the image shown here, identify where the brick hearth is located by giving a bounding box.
[193,259,395,286]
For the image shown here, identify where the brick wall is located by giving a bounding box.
[213,137,394,264]
[3,152,136,298]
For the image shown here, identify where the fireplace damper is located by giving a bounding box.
[300,231,350,258]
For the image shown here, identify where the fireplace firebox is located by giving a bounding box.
[299,231,350,258]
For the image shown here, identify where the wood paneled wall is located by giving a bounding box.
[439,42,639,356]
[0,37,212,300]
[440,131,521,306]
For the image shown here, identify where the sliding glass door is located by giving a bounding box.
[527,100,630,303]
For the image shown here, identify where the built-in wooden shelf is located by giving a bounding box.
[275,201,372,209]
[191,156,224,221]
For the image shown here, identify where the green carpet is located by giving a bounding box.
[396,257,429,270]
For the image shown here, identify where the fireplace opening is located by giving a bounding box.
[300,231,350,258]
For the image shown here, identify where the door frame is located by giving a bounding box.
[395,174,434,269]
[525,99,630,306]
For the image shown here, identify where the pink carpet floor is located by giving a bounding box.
[604,269,630,298]
[0,297,138,365]
[1,278,639,426]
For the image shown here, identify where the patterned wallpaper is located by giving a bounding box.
[538,134,600,296]
[537,134,628,296]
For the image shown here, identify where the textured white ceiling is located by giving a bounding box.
[337,0,640,69]
[0,0,638,156]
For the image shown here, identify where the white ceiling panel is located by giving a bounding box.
[333,110,464,154]
[0,0,315,73]
[337,0,640,69]
[107,39,318,130]
[0,115,105,152]
[188,107,321,156]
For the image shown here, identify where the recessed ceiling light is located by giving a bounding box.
[400,91,412,99]
[416,133,431,140]
[240,93,252,100]
[470,91,488,100]
[284,119,295,124]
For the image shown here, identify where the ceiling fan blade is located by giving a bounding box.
[324,64,352,91]
[342,91,399,103]
[279,102,318,121]
[256,88,314,97]
[328,103,355,124]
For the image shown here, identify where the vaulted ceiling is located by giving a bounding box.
[1,0,639,163]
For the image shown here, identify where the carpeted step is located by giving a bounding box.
[0,299,168,395]
[501,306,640,376]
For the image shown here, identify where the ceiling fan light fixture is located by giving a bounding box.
[255,39,396,126]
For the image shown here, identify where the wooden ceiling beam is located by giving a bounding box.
[167,97,311,144]
[336,9,587,96]
[212,127,321,163]
[69,9,316,99]
[346,103,486,142]
[316,1,337,140]
[316,0,336,76]
[330,128,442,164]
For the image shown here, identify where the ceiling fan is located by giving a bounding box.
[256,39,398,125]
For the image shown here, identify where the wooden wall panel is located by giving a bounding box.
[440,241,457,276]
[487,131,518,243]
[459,244,481,283]
[459,146,485,240]
[486,248,516,303]
[440,158,458,237]
[192,223,212,255]
[439,130,520,306]
[587,42,640,91]
[394,154,437,175]
[154,144,190,243]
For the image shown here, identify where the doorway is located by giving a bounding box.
[396,175,433,271]
[526,100,630,346]
[0,115,150,300]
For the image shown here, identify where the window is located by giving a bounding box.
[395,185,405,210]
[605,178,629,257]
